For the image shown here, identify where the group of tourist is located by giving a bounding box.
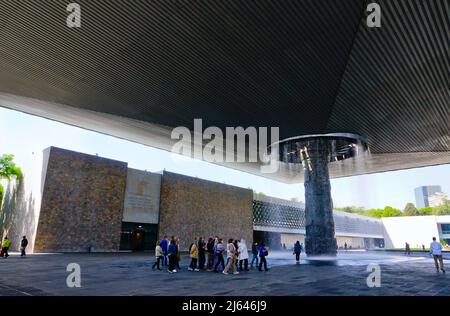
[1,234,445,275]
[151,236,447,275]
[0,236,28,258]
[152,236,182,273]
[152,236,273,274]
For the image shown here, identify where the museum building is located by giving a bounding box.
[13,147,382,253]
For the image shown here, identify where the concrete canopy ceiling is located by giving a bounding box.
[0,0,449,183]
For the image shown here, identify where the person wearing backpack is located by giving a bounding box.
[258,242,269,271]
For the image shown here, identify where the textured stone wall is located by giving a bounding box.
[158,171,253,250]
[34,147,127,252]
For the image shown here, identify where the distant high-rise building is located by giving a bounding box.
[429,192,448,207]
[415,185,442,208]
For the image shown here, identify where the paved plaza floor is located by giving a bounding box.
[0,250,449,296]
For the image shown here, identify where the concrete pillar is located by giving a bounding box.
[304,138,337,256]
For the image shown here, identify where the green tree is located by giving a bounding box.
[403,203,418,216]
[0,154,22,180]
[382,206,402,217]
[417,206,433,216]
[367,208,384,218]
[336,205,411,218]
[0,154,23,207]
[432,201,450,216]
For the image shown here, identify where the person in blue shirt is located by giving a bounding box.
[160,236,168,266]
[258,242,269,271]
[167,237,178,273]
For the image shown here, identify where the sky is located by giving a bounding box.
[0,106,449,210]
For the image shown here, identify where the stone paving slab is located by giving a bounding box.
[0,251,448,296]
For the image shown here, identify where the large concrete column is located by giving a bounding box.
[304,138,337,256]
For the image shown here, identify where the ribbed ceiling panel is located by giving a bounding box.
[0,0,448,163]
[327,0,450,153]
[0,0,364,138]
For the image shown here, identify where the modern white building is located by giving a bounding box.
[253,194,450,250]
[382,215,450,249]
[253,194,385,250]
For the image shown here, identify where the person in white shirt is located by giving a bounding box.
[152,241,163,270]
[238,239,249,271]
[430,237,445,273]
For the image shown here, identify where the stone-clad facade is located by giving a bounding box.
[158,171,253,250]
[16,147,383,253]
[34,147,128,252]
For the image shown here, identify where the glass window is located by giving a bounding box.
[441,224,450,235]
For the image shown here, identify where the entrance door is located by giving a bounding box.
[120,222,158,251]
[132,228,145,251]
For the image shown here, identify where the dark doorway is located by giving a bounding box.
[120,222,157,251]
[132,228,145,251]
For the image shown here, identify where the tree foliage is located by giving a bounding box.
[337,201,449,219]
[432,199,450,216]
[383,206,402,217]
[403,203,418,216]
[0,154,22,180]
[417,206,433,216]
[0,154,22,208]
[335,205,401,218]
